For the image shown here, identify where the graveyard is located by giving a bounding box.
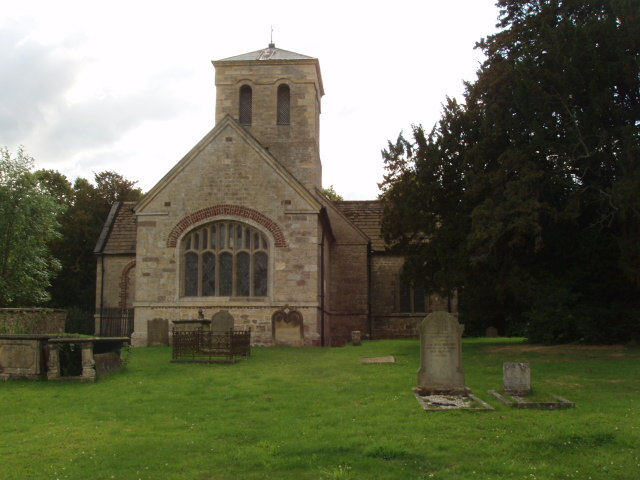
[1,337,638,480]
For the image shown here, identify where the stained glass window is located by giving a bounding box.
[182,221,268,297]
[254,252,268,297]
[237,252,250,296]
[185,252,198,296]
[202,252,215,296]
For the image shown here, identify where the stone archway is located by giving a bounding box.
[271,306,303,346]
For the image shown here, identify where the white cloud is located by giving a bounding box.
[0,0,500,199]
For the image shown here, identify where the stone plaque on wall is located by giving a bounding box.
[417,311,469,394]
[147,319,169,346]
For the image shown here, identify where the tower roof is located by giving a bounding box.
[216,44,316,62]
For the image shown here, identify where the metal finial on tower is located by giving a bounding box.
[269,26,275,48]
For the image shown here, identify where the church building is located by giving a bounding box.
[94,44,452,347]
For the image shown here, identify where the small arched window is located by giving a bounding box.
[277,84,290,125]
[239,85,252,125]
[182,221,268,297]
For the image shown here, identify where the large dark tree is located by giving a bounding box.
[381,0,640,343]
[44,171,143,312]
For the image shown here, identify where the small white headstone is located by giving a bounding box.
[503,362,531,396]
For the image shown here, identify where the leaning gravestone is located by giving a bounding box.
[417,311,469,394]
[211,310,234,333]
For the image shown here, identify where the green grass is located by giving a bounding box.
[1,338,639,479]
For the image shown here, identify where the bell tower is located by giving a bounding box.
[213,44,324,191]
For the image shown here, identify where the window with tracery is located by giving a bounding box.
[239,85,252,125]
[277,84,290,124]
[182,221,268,297]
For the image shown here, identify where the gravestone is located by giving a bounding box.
[503,362,531,396]
[147,319,169,346]
[485,326,499,337]
[211,310,234,333]
[351,330,362,346]
[272,306,304,346]
[417,311,469,394]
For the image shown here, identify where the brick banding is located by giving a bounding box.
[167,205,287,248]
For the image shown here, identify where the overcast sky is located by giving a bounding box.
[1,0,500,200]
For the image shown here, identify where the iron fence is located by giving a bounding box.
[99,308,134,338]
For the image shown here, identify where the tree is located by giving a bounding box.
[47,172,143,311]
[321,185,344,202]
[0,147,63,306]
[381,0,640,343]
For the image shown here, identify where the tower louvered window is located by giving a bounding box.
[277,84,290,125]
[239,85,252,125]
[182,221,268,297]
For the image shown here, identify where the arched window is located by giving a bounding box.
[239,85,252,125]
[182,221,269,297]
[277,84,290,125]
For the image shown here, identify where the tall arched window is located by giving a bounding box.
[182,221,269,297]
[277,84,290,125]
[239,85,252,125]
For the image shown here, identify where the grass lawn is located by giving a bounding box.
[1,338,639,480]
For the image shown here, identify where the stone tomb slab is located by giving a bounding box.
[360,356,395,364]
[414,391,494,411]
[488,390,575,409]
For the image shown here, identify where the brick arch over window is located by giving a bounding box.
[167,205,288,248]
[119,260,136,309]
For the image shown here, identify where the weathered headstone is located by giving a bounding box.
[351,330,362,346]
[147,318,169,346]
[272,306,304,346]
[211,310,235,333]
[417,311,469,394]
[503,362,531,396]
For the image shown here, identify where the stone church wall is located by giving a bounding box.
[96,255,136,310]
[129,123,323,347]
[369,255,457,339]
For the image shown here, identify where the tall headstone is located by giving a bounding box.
[503,362,531,396]
[417,311,469,394]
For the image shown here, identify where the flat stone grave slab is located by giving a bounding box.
[414,391,494,411]
[488,390,575,409]
[360,356,395,364]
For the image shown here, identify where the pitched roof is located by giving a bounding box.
[94,201,137,255]
[216,44,316,62]
[334,200,386,251]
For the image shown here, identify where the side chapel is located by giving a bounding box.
[94,44,453,347]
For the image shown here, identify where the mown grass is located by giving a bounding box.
[1,338,639,479]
